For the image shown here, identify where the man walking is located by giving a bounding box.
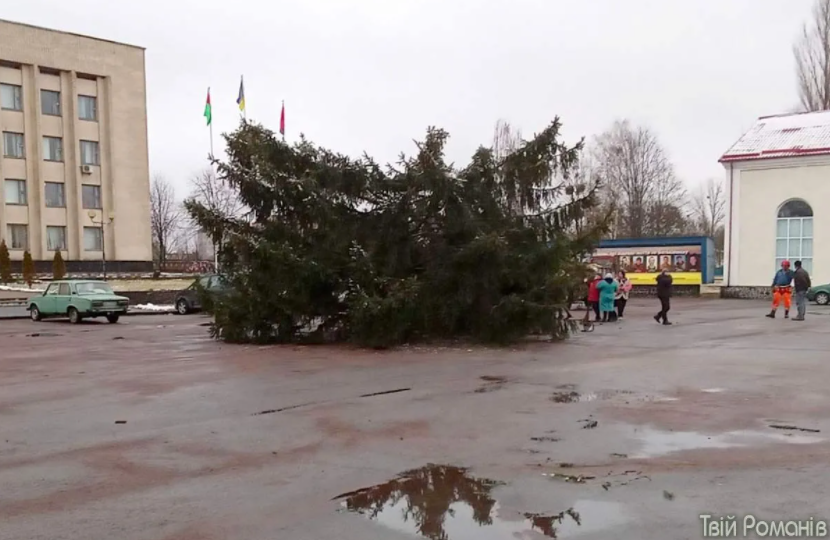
[654,269,673,325]
[792,260,811,321]
[766,260,795,319]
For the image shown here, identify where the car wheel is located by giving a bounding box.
[68,307,82,324]
[30,306,42,321]
[816,292,830,306]
[176,299,190,315]
[106,314,120,324]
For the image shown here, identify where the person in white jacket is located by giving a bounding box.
[615,271,633,319]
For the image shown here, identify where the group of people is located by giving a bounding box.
[585,271,632,323]
[585,269,674,325]
[766,259,811,321]
[581,259,815,326]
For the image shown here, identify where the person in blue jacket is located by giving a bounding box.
[766,260,794,319]
[596,273,619,323]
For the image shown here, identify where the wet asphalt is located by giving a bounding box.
[1,299,830,540]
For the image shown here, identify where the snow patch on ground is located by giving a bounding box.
[0,284,46,293]
[132,303,175,312]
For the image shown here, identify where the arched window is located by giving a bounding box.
[776,199,813,273]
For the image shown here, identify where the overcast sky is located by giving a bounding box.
[5,0,815,196]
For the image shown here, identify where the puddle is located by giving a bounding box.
[628,426,824,458]
[336,464,626,539]
[701,388,726,393]
[550,390,665,404]
[551,391,581,403]
[475,376,508,393]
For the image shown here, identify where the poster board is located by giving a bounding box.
[588,245,703,285]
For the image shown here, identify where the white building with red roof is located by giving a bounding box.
[720,111,825,288]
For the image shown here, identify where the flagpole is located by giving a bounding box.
[281,100,285,142]
[206,85,218,273]
[208,86,214,157]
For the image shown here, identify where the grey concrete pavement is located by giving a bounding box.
[1,300,830,540]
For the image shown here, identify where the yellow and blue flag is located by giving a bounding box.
[236,76,245,112]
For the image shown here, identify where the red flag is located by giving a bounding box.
[279,101,285,136]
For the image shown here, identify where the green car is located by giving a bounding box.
[807,284,830,306]
[28,280,129,324]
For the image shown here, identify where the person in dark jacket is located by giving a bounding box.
[792,260,811,321]
[654,269,673,325]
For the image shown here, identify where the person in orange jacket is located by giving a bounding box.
[766,260,795,319]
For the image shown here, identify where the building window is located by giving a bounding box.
[40,90,61,116]
[2,132,25,158]
[7,224,28,250]
[43,136,63,162]
[83,226,102,251]
[0,84,22,111]
[80,140,100,165]
[776,199,813,274]
[82,185,102,209]
[44,182,66,208]
[4,179,27,205]
[46,226,67,251]
[78,95,97,121]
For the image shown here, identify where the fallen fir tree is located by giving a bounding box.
[185,119,608,347]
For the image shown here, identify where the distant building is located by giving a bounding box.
[0,19,152,273]
[718,111,830,290]
[719,111,828,289]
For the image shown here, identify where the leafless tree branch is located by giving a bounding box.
[149,174,182,269]
[185,169,246,260]
[795,0,830,111]
[593,120,687,237]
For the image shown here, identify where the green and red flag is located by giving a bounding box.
[204,88,212,126]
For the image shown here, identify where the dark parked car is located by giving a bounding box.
[806,283,830,306]
[174,274,230,314]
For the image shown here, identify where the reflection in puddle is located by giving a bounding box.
[629,426,824,458]
[337,465,625,539]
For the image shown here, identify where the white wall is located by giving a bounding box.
[724,155,830,286]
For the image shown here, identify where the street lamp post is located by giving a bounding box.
[88,211,114,279]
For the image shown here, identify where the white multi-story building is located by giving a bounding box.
[0,19,152,272]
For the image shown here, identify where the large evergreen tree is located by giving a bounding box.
[52,250,66,280]
[22,251,35,287]
[186,119,607,347]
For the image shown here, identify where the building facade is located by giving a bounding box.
[0,19,152,272]
[720,111,828,289]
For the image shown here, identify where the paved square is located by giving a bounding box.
[1,298,829,539]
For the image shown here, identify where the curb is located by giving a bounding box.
[0,310,176,321]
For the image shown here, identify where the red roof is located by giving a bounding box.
[719,110,830,163]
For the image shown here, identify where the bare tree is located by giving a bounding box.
[690,178,725,238]
[149,174,182,270]
[559,154,612,237]
[492,119,525,214]
[593,120,686,238]
[185,169,245,267]
[648,168,688,236]
[492,119,523,162]
[795,0,830,111]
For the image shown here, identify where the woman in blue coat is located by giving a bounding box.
[595,273,619,323]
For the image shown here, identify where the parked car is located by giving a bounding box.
[807,284,830,305]
[28,280,129,323]
[174,274,230,314]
